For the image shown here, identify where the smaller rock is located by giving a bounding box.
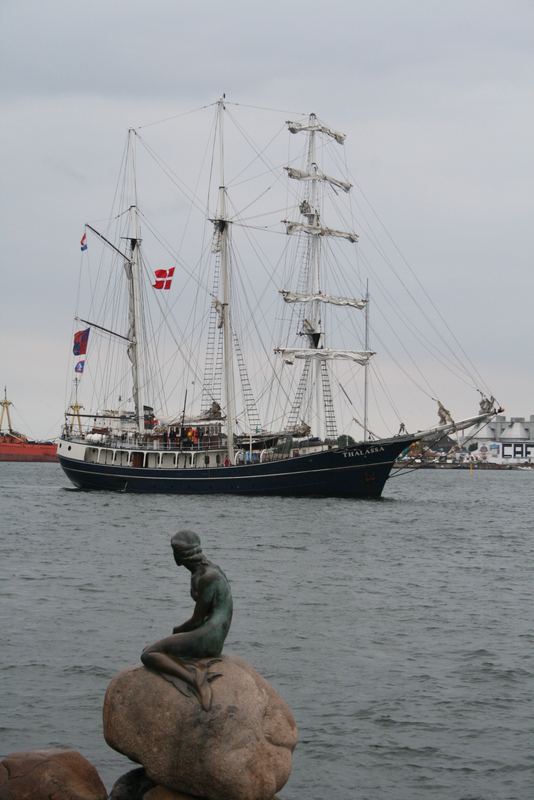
[0,748,107,800]
[144,787,202,800]
[110,769,205,800]
[109,767,157,799]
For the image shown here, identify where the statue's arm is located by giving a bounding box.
[172,615,199,634]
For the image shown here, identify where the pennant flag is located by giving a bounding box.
[80,232,88,251]
[73,328,90,356]
[153,267,175,290]
[74,360,85,374]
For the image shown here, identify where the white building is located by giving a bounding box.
[465,415,534,465]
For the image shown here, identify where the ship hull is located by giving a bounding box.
[58,438,414,497]
[0,443,58,462]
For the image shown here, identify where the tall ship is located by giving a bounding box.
[0,390,57,462]
[58,99,498,496]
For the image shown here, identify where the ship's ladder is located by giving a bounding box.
[233,331,262,433]
[285,357,311,433]
[201,249,223,411]
[320,360,338,440]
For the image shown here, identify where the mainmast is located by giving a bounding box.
[277,114,373,439]
[215,97,236,461]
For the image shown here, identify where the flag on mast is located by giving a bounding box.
[74,360,85,374]
[80,232,88,251]
[73,328,90,356]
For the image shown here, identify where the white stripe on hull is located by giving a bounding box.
[59,456,395,482]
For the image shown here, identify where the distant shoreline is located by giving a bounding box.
[395,461,533,471]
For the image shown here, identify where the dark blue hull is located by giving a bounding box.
[58,437,414,498]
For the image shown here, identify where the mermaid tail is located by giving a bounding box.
[156,657,223,711]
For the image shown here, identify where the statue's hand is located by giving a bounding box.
[172,615,196,634]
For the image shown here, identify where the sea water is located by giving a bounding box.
[0,463,532,800]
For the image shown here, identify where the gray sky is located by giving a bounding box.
[1,0,533,437]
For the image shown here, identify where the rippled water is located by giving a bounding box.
[1,463,533,799]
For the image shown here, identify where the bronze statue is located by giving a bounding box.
[141,530,233,710]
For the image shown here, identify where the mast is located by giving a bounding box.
[363,282,370,442]
[279,113,372,441]
[125,130,145,434]
[0,388,13,432]
[127,204,144,434]
[307,117,323,439]
[69,401,84,437]
[216,97,236,461]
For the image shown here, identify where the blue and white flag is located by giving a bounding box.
[74,360,85,374]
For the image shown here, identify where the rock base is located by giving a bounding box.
[104,655,297,800]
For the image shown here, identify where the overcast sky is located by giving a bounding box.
[1,0,533,437]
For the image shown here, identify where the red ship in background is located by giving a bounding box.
[0,389,57,462]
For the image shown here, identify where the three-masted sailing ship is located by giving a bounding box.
[58,98,498,496]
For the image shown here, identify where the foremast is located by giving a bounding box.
[125,211,145,434]
[276,114,373,440]
[125,130,145,435]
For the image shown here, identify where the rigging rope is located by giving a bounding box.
[135,101,218,130]
[338,156,494,397]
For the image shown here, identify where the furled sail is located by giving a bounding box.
[212,298,224,328]
[285,166,352,193]
[286,120,346,145]
[280,290,366,309]
[283,220,358,243]
[275,347,375,365]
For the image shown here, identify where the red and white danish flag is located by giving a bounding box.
[152,267,175,290]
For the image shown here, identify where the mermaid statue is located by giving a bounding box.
[141,530,233,711]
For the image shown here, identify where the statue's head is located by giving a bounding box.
[171,529,204,566]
